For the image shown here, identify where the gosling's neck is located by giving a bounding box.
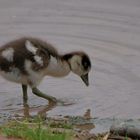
[45,56,71,77]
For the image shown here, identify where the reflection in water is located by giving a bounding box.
[23,103,30,118]
[23,100,57,119]
[75,109,95,132]
[83,109,92,120]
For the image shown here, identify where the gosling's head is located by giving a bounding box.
[63,52,91,86]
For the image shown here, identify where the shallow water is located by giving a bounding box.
[0,0,140,128]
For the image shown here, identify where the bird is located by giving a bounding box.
[0,37,91,104]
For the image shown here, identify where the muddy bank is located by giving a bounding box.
[0,112,140,140]
[1,102,140,135]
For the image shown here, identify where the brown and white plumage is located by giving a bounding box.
[0,37,91,103]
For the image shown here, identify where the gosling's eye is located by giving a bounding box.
[84,62,88,67]
[83,62,88,69]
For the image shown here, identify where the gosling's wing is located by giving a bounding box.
[0,38,52,74]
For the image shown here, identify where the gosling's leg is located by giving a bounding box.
[22,84,28,103]
[32,87,57,103]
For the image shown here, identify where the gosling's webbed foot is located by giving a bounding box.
[56,99,75,106]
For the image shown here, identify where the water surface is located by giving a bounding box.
[0,0,140,124]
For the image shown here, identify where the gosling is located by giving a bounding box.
[0,37,91,103]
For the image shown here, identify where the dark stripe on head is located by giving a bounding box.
[82,54,91,70]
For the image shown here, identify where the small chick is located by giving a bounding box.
[0,37,91,104]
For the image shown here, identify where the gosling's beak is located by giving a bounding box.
[81,73,89,86]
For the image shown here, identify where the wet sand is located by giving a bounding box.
[0,0,140,123]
